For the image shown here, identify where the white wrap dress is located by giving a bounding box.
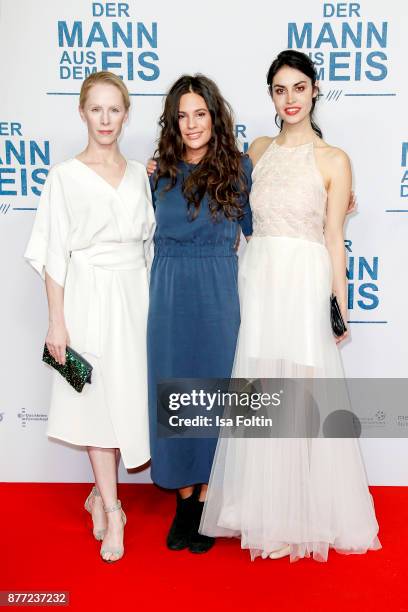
[24,158,155,468]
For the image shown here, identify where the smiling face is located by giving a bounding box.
[79,82,128,146]
[178,92,212,162]
[271,65,318,127]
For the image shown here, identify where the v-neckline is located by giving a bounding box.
[73,157,128,191]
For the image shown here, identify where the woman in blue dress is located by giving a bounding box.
[148,75,252,553]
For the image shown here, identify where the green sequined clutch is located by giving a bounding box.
[42,344,93,393]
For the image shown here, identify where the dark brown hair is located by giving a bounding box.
[154,74,247,221]
[267,50,322,138]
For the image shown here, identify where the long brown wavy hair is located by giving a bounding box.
[154,74,247,221]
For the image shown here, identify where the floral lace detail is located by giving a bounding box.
[251,141,327,244]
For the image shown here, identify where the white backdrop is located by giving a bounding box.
[0,0,407,483]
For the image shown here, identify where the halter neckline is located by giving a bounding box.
[272,140,314,151]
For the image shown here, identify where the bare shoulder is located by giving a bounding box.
[248,136,274,166]
[249,136,274,153]
[315,140,351,169]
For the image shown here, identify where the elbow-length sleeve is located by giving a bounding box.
[24,166,70,288]
[142,169,156,271]
[238,155,253,237]
[148,171,157,211]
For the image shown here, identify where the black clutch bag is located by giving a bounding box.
[330,294,347,337]
[42,344,93,393]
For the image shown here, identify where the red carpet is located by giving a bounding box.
[1,484,407,611]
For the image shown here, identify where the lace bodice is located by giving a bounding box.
[251,141,327,244]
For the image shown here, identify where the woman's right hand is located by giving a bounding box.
[346,190,357,215]
[46,323,70,365]
[146,158,157,177]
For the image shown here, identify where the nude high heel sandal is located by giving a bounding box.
[100,500,127,563]
[84,485,106,541]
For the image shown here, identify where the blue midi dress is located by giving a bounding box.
[148,156,253,489]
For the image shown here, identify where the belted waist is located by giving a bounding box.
[70,242,145,270]
[154,240,236,258]
[66,242,146,357]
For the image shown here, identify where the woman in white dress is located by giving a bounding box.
[200,50,381,562]
[25,71,155,562]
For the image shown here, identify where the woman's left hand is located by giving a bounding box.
[146,158,157,177]
[334,329,349,344]
[334,303,349,344]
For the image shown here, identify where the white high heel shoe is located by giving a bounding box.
[261,545,291,560]
[269,545,291,559]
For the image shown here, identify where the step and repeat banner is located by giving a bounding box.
[0,0,407,483]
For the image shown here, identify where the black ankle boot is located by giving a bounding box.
[166,492,195,551]
[189,498,215,554]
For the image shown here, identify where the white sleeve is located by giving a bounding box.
[24,166,70,288]
[142,169,156,275]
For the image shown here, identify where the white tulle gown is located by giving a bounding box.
[200,140,381,562]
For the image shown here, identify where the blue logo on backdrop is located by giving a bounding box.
[345,239,386,325]
[287,2,394,100]
[0,122,50,208]
[235,124,249,153]
[400,142,408,198]
[57,2,159,82]
[385,142,408,213]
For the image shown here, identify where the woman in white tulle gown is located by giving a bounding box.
[200,50,381,562]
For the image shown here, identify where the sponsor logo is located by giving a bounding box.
[397,415,408,428]
[359,412,386,429]
[17,407,48,429]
